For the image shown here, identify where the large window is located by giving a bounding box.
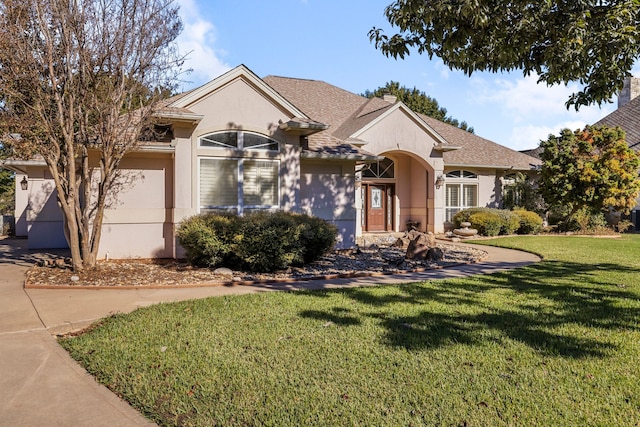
[445,170,478,222]
[199,158,279,214]
[199,131,280,214]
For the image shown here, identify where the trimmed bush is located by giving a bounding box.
[174,214,229,267]
[177,211,337,272]
[468,211,503,236]
[514,209,543,234]
[496,209,520,235]
[454,207,541,236]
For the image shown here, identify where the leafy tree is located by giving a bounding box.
[539,126,640,222]
[363,81,474,132]
[502,172,546,214]
[0,0,184,270]
[0,144,14,215]
[369,1,640,108]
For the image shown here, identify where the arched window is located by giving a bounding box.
[444,170,478,222]
[200,131,279,151]
[362,158,394,179]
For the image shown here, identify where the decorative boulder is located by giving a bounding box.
[426,247,444,261]
[396,230,435,250]
[405,232,436,260]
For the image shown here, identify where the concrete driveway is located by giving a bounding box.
[0,236,540,426]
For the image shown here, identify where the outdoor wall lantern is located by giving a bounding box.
[434,174,445,189]
[20,176,28,191]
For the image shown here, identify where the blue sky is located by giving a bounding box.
[175,0,637,151]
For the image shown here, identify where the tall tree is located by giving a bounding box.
[0,144,14,215]
[539,126,640,219]
[363,81,474,132]
[0,0,184,270]
[369,1,640,108]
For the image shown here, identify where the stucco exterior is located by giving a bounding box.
[3,64,540,258]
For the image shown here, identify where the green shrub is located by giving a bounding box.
[468,211,503,236]
[453,207,519,235]
[496,209,520,235]
[175,214,230,267]
[514,209,543,234]
[177,211,337,272]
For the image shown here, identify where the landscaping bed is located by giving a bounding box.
[26,242,488,288]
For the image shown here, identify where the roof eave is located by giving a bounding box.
[279,120,329,136]
[434,143,462,152]
[153,111,204,125]
[444,163,540,171]
[0,159,47,174]
[301,151,381,162]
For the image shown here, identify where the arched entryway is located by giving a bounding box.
[358,152,439,233]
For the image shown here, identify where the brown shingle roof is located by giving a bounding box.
[264,74,539,169]
[421,115,541,170]
[595,96,640,151]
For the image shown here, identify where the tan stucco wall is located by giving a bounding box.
[99,153,174,259]
[300,159,357,248]
[355,108,447,232]
[20,167,67,249]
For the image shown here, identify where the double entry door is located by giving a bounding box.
[362,183,394,232]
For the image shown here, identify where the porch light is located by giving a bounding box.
[435,174,445,189]
[20,176,28,191]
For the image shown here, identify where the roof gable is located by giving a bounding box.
[171,65,309,120]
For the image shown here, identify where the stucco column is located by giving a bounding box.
[431,159,446,233]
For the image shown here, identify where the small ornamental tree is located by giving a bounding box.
[539,126,640,222]
[0,0,184,271]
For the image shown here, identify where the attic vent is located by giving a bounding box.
[382,93,397,104]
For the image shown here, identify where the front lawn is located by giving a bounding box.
[60,235,640,426]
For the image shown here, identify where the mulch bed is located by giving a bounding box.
[25,243,489,289]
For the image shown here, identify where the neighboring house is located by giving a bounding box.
[594,76,640,229]
[1,65,540,258]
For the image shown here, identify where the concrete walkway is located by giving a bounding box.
[0,237,540,426]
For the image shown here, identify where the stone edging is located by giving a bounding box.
[24,256,490,291]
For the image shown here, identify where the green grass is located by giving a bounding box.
[59,235,640,426]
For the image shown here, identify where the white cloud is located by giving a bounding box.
[509,120,589,151]
[175,0,230,89]
[467,73,616,149]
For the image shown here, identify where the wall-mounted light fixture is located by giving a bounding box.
[435,174,445,189]
[20,176,28,191]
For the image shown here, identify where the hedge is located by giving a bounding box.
[453,207,542,236]
[176,211,337,272]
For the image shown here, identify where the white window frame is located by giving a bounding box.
[199,131,279,152]
[198,157,280,215]
[445,170,479,222]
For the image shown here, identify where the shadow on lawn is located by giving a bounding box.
[299,260,640,359]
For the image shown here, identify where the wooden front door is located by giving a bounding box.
[366,184,387,231]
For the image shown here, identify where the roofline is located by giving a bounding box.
[170,65,310,120]
[444,163,539,171]
[0,159,47,174]
[154,111,204,124]
[301,151,381,162]
[350,102,450,147]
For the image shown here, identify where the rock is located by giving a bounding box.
[406,237,431,260]
[70,275,80,282]
[213,267,233,276]
[426,247,444,261]
[54,259,68,269]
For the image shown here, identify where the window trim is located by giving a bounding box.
[199,130,280,152]
[444,170,479,222]
[198,157,280,215]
